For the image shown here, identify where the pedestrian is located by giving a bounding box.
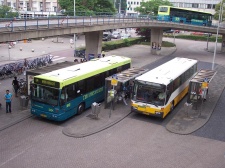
[4,90,12,113]
[101,51,105,57]
[12,76,19,97]
[23,58,28,75]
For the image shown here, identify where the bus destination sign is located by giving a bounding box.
[34,78,60,88]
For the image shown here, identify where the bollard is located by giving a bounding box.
[20,47,22,51]
[31,49,34,52]
[42,38,44,41]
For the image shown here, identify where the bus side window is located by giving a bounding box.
[67,84,76,101]
[86,77,95,92]
[77,80,85,96]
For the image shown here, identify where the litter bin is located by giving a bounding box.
[91,102,101,118]
[20,95,29,107]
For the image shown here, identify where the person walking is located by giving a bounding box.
[4,90,12,113]
[12,77,19,97]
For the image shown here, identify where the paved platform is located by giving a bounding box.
[0,37,177,133]
[1,37,221,137]
[166,65,225,134]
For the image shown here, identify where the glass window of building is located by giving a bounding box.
[213,4,216,9]
[128,1,130,4]
[137,2,139,5]
[179,3,183,7]
[172,3,178,7]
[199,4,205,9]
[134,2,136,5]
[184,3,192,8]
[192,3,199,8]
[207,4,212,9]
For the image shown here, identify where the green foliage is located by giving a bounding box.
[58,0,115,16]
[134,0,172,40]
[136,28,151,41]
[135,0,172,15]
[102,37,145,51]
[0,5,19,18]
[164,34,222,43]
[214,0,225,20]
[76,37,174,52]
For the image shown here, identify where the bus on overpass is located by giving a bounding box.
[157,5,212,26]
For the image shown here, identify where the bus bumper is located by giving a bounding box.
[131,106,164,118]
[31,108,66,121]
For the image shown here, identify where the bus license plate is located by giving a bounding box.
[40,114,47,118]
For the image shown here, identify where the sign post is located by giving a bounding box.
[109,77,118,118]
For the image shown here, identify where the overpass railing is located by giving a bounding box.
[0,15,217,33]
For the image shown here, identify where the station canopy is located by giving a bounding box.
[190,69,217,83]
[105,67,149,84]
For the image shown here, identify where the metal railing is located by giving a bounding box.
[0,15,218,33]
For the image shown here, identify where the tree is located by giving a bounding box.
[93,0,115,14]
[134,0,172,41]
[135,0,172,15]
[58,0,115,16]
[0,5,19,18]
[214,0,225,21]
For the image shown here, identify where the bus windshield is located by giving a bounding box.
[134,81,166,106]
[31,84,59,106]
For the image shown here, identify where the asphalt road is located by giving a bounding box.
[0,38,225,168]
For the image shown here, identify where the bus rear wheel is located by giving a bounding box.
[77,103,85,115]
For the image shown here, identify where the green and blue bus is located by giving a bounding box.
[31,55,131,121]
[158,6,212,26]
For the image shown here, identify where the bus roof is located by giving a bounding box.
[35,55,131,87]
[135,57,198,86]
[159,5,212,15]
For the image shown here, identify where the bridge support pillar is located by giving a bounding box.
[221,35,225,53]
[85,31,103,59]
[151,28,163,55]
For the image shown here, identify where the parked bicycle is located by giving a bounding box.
[74,50,85,58]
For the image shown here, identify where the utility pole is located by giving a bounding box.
[212,0,223,70]
[74,0,76,57]
[119,0,121,14]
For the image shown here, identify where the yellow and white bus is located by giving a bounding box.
[131,57,198,118]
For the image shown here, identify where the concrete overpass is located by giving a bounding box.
[1,17,225,56]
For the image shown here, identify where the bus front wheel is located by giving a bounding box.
[77,103,85,115]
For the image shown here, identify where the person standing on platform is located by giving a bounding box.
[101,51,105,57]
[4,90,12,113]
[12,77,19,97]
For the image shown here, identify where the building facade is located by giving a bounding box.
[2,0,59,12]
[1,0,60,17]
[126,0,221,16]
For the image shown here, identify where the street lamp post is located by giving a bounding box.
[74,0,76,57]
[8,45,11,60]
[119,0,121,14]
[212,1,223,70]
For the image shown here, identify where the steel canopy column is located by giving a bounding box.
[85,31,103,59]
[151,28,163,55]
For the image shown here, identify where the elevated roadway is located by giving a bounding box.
[1,16,225,56]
